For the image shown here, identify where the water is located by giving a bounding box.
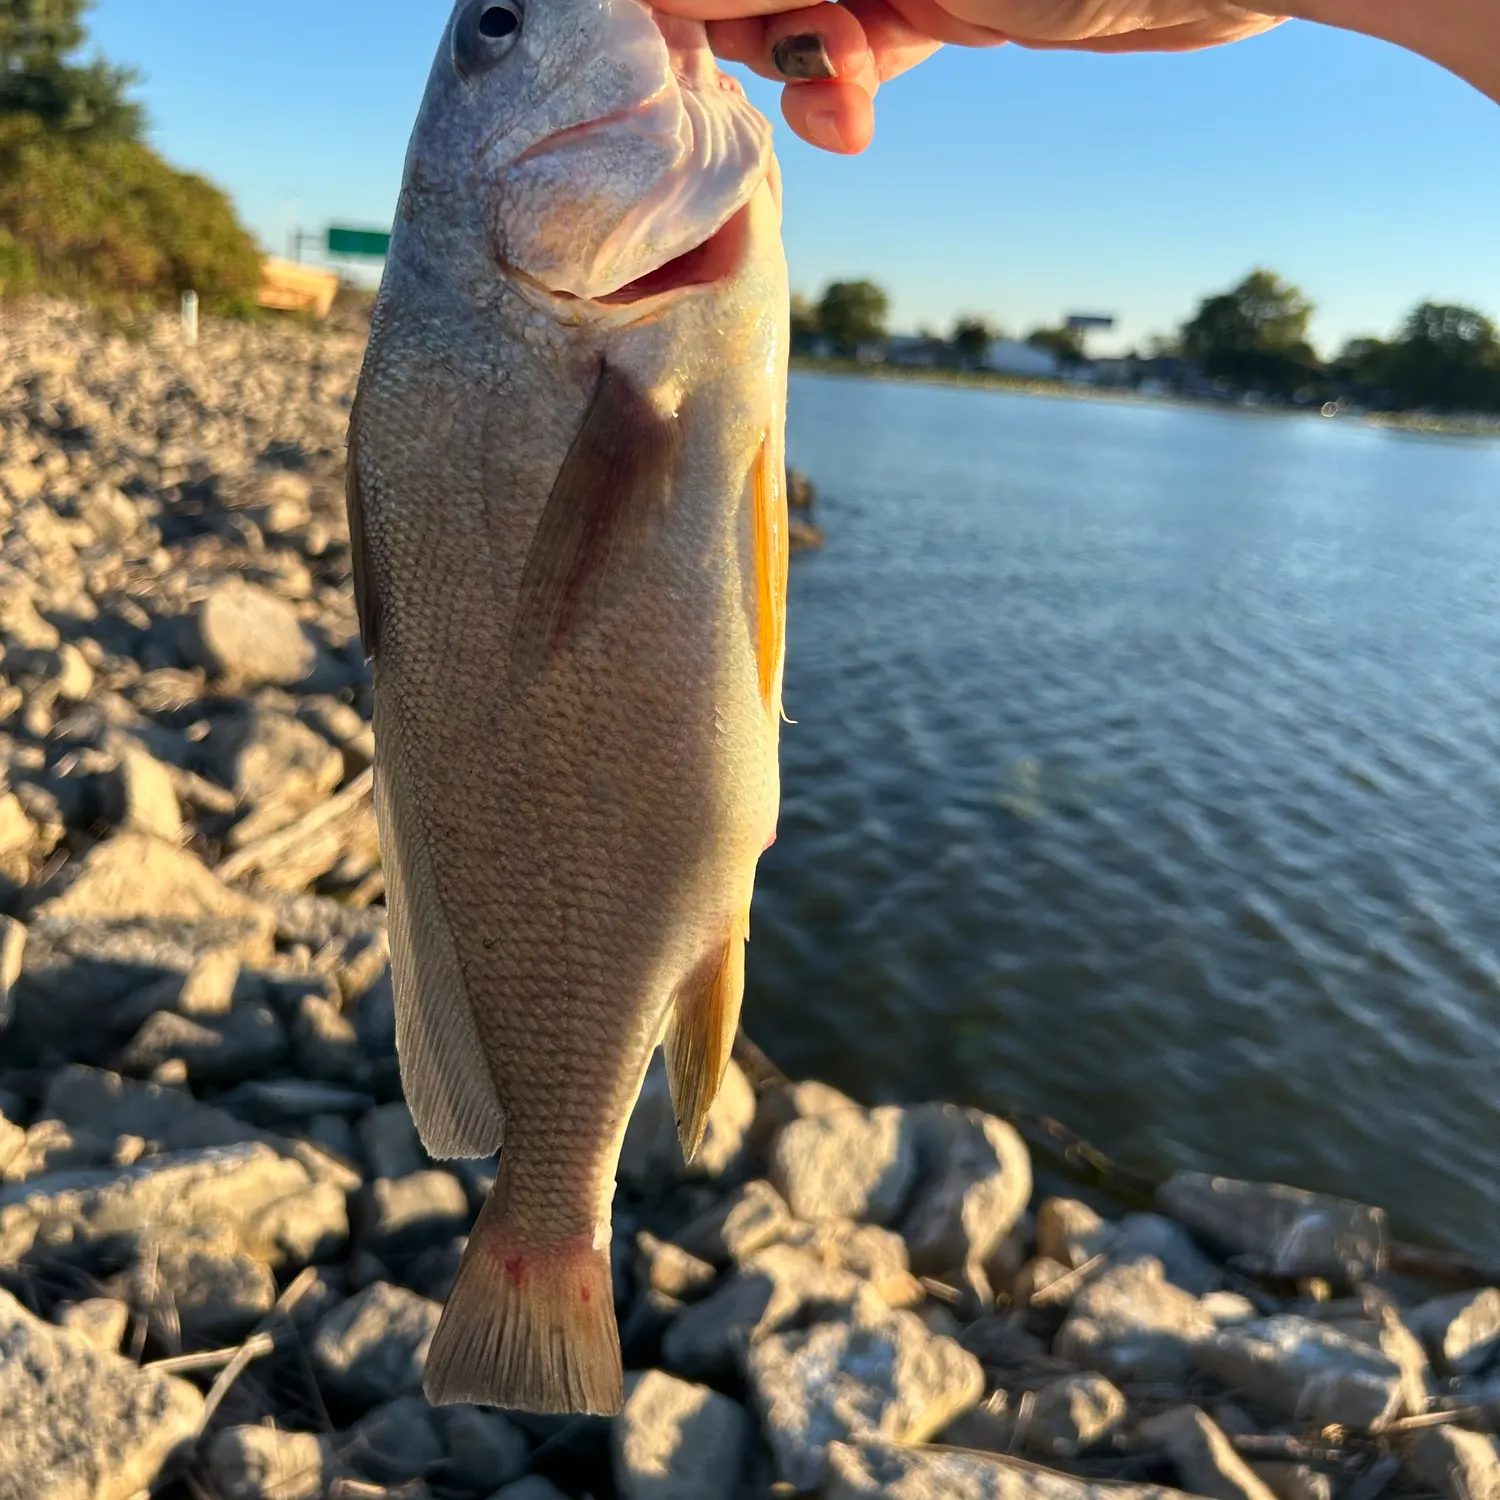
[747,372,1500,1255]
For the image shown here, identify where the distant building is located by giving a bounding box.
[982,339,1059,379]
[884,334,949,368]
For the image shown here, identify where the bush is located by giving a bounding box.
[0,111,262,311]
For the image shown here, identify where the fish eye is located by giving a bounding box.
[453,0,523,74]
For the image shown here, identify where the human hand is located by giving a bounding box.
[664,0,1287,153]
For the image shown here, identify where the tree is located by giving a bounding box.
[0,0,142,140]
[1382,302,1500,412]
[950,315,996,367]
[1025,325,1086,364]
[789,291,820,349]
[1179,269,1318,396]
[818,280,888,354]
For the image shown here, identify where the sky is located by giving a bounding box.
[90,0,1500,357]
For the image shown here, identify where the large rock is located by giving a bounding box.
[1054,1257,1216,1383]
[0,1142,311,1267]
[613,1369,750,1500]
[187,580,315,687]
[618,1054,756,1188]
[1036,1198,1114,1271]
[1027,1373,1126,1458]
[771,1105,918,1226]
[56,1297,129,1353]
[1409,1289,1500,1378]
[672,1178,793,1265]
[1193,1316,1408,1431]
[117,1001,287,1084]
[2,1118,116,1183]
[107,744,184,844]
[309,1281,440,1408]
[291,992,367,1081]
[0,1286,204,1500]
[242,1179,349,1268]
[826,1441,1200,1500]
[745,1302,984,1491]
[41,1065,276,1153]
[358,1171,471,1261]
[899,1104,1031,1306]
[128,1229,277,1342]
[1155,1173,1386,1284]
[206,1426,337,1500]
[433,1404,531,1493]
[344,1393,444,1484]
[1404,1425,1500,1500]
[211,708,343,837]
[1110,1212,1221,1295]
[359,1101,427,1181]
[1136,1406,1278,1500]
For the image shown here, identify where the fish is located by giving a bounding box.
[344,0,789,1416]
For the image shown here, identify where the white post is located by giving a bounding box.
[181,290,199,348]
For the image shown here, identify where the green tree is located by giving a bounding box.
[1025,325,1086,364]
[1179,269,1320,396]
[818,280,888,354]
[951,315,996,367]
[1382,302,1500,412]
[0,0,142,139]
[789,291,820,347]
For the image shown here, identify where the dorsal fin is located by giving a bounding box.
[509,362,682,683]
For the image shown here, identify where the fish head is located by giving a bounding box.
[404,0,776,311]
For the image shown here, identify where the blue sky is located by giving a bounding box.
[91,0,1498,355]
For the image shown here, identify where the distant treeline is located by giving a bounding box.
[0,0,261,310]
[794,273,1500,417]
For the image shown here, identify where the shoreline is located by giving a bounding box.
[1,303,1497,1499]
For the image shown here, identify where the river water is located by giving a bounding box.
[747,371,1500,1255]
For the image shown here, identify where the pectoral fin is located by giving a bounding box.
[510,362,683,683]
[750,430,789,718]
[665,922,748,1163]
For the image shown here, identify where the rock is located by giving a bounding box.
[308,1280,440,1407]
[206,1426,336,1500]
[0,1142,312,1268]
[3,1118,116,1183]
[406,1236,466,1302]
[0,912,23,1030]
[672,1178,793,1265]
[1409,1289,1500,1377]
[1193,1315,1408,1431]
[306,1111,360,1166]
[353,970,396,1060]
[790,1219,924,1308]
[1036,1198,1114,1271]
[130,1229,277,1341]
[771,1105,918,1226]
[1136,1406,1279,1500]
[1013,1256,1074,1308]
[290,993,367,1081]
[1202,1292,1259,1326]
[1026,1373,1126,1458]
[117,1000,287,1083]
[0,1116,22,1178]
[618,1054,756,1188]
[359,1171,471,1260]
[1111,1212,1221,1295]
[41,1065,271,1154]
[1054,1256,1216,1383]
[491,1480,570,1500]
[745,1302,984,1491]
[346,1393,444,1483]
[212,708,343,835]
[220,1079,374,1123]
[0,1285,204,1500]
[1404,1425,1500,1500]
[433,1404,531,1493]
[1155,1173,1386,1284]
[825,1440,1200,1500]
[613,1369,749,1500]
[937,1395,1015,1454]
[109,744,183,843]
[359,1100,427,1181]
[173,948,242,1016]
[188,580,315,686]
[56,1296,129,1353]
[242,1179,350,1268]
[899,1104,1032,1306]
[638,1231,719,1300]
[0,792,35,855]
[661,1242,874,1380]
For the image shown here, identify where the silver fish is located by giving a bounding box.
[345,0,789,1415]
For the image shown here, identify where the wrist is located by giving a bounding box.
[1284,0,1500,102]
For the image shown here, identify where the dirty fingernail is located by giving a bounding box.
[773,33,836,81]
[804,106,847,152]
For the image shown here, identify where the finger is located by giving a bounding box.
[657,0,813,21]
[781,78,876,152]
[842,0,951,80]
[1012,15,1285,52]
[864,0,1010,50]
[708,4,872,83]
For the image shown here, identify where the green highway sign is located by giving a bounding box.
[327,226,391,258]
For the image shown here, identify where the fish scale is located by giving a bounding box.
[346,0,788,1414]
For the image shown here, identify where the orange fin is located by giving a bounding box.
[509,362,682,684]
[750,432,789,719]
[665,923,747,1164]
[423,1163,622,1415]
[344,412,380,659]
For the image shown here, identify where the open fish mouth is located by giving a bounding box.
[489,7,771,310]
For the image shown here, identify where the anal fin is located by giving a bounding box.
[750,429,789,720]
[665,923,747,1164]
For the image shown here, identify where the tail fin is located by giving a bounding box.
[423,1170,622,1415]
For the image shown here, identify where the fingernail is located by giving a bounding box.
[804,107,847,152]
[773,33,836,81]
